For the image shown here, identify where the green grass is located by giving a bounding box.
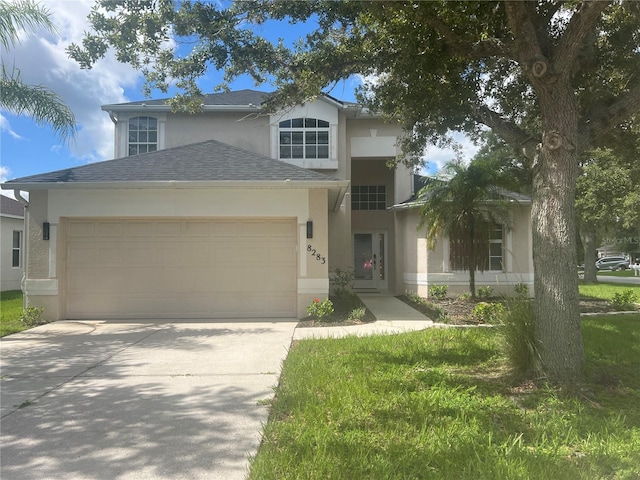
[579,281,640,301]
[249,316,640,480]
[0,290,26,337]
[596,270,637,278]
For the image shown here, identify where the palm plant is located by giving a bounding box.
[0,0,75,141]
[418,159,515,297]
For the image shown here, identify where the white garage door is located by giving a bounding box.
[64,218,297,319]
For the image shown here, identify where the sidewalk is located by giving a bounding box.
[293,294,433,340]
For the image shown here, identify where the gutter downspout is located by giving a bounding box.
[13,190,29,308]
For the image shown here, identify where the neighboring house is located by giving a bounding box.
[1,195,25,292]
[2,90,533,321]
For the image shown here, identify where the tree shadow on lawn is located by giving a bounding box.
[269,327,640,479]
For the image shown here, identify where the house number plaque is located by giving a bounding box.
[307,244,326,264]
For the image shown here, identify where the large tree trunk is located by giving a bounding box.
[579,225,599,283]
[469,223,477,297]
[532,82,584,384]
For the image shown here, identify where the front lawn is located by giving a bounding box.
[249,315,640,480]
[596,270,636,278]
[0,290,26,337]
[579,281,640,302]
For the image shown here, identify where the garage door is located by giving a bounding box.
[64,218,297,319]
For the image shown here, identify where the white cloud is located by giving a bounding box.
[1,0,143,163]
[0,166,16,198]
[0,114,23,139]
[0,165,10,183]
[422,133,480,175]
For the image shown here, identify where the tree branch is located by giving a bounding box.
[474,105,539,160]
[504,2,550,81]
[419,15,514,60]
[554,1,611,76]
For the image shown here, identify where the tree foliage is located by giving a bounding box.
[417,160,514,297]
[68,0,640,384]
[0,0,76,141]
[575,148,636,281]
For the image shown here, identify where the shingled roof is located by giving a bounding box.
[0,195,25,217]
[4,139,340,186]
[104,89,272,108]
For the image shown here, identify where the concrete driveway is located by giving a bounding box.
[0,319,297,480]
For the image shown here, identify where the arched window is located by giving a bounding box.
[279,118,329,159]
[128,116,158,155]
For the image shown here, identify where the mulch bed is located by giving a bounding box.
[298,295,637,328]
[297,296,376,328]
[399,296,637,325]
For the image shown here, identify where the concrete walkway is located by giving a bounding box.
[293,294,433,340]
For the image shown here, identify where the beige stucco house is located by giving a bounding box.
[1,195,25,292]
[2,90,533,320]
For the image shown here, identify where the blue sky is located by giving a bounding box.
[0,0,477,198]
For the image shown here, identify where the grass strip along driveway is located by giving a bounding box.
[249,315,640,480]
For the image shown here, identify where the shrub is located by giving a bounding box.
[472,302,505,324]
[404,290,426,306]
[20,306,46,327]
[497,299,541,377]
[457,292,472,301]
[306,298,334,320]
[429,284,448,300]
[609,289,638,310]
[477,286,493,298]
[403,291,448,322]
[514,283,529,297]
[330,268,359,307]
[347,307,367,322]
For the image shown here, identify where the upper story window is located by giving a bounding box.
[12,230,22,267]
[352,185,387,211]
[128,116,158,156]
[450,224,504,272]
[279,118,329,159]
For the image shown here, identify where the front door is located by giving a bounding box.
[353,232,388,289]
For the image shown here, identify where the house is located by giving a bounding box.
[1,195,25,292]
[2,90,533,321]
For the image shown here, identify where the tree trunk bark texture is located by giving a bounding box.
[580,226,599,283]
[531,82,585,384]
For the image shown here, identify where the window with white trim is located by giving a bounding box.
[450,224,504,272]
[488,224,504,271]
[12,230,22,267]
[128,116,158,155]
[279,118,329,159]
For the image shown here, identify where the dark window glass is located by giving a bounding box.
[12,231,21,267]
[128,116,158,156]
[291,132,303,144]
[351,185,386,210]
[450,224,504,272]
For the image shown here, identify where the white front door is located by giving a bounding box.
[353,231,388,289]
